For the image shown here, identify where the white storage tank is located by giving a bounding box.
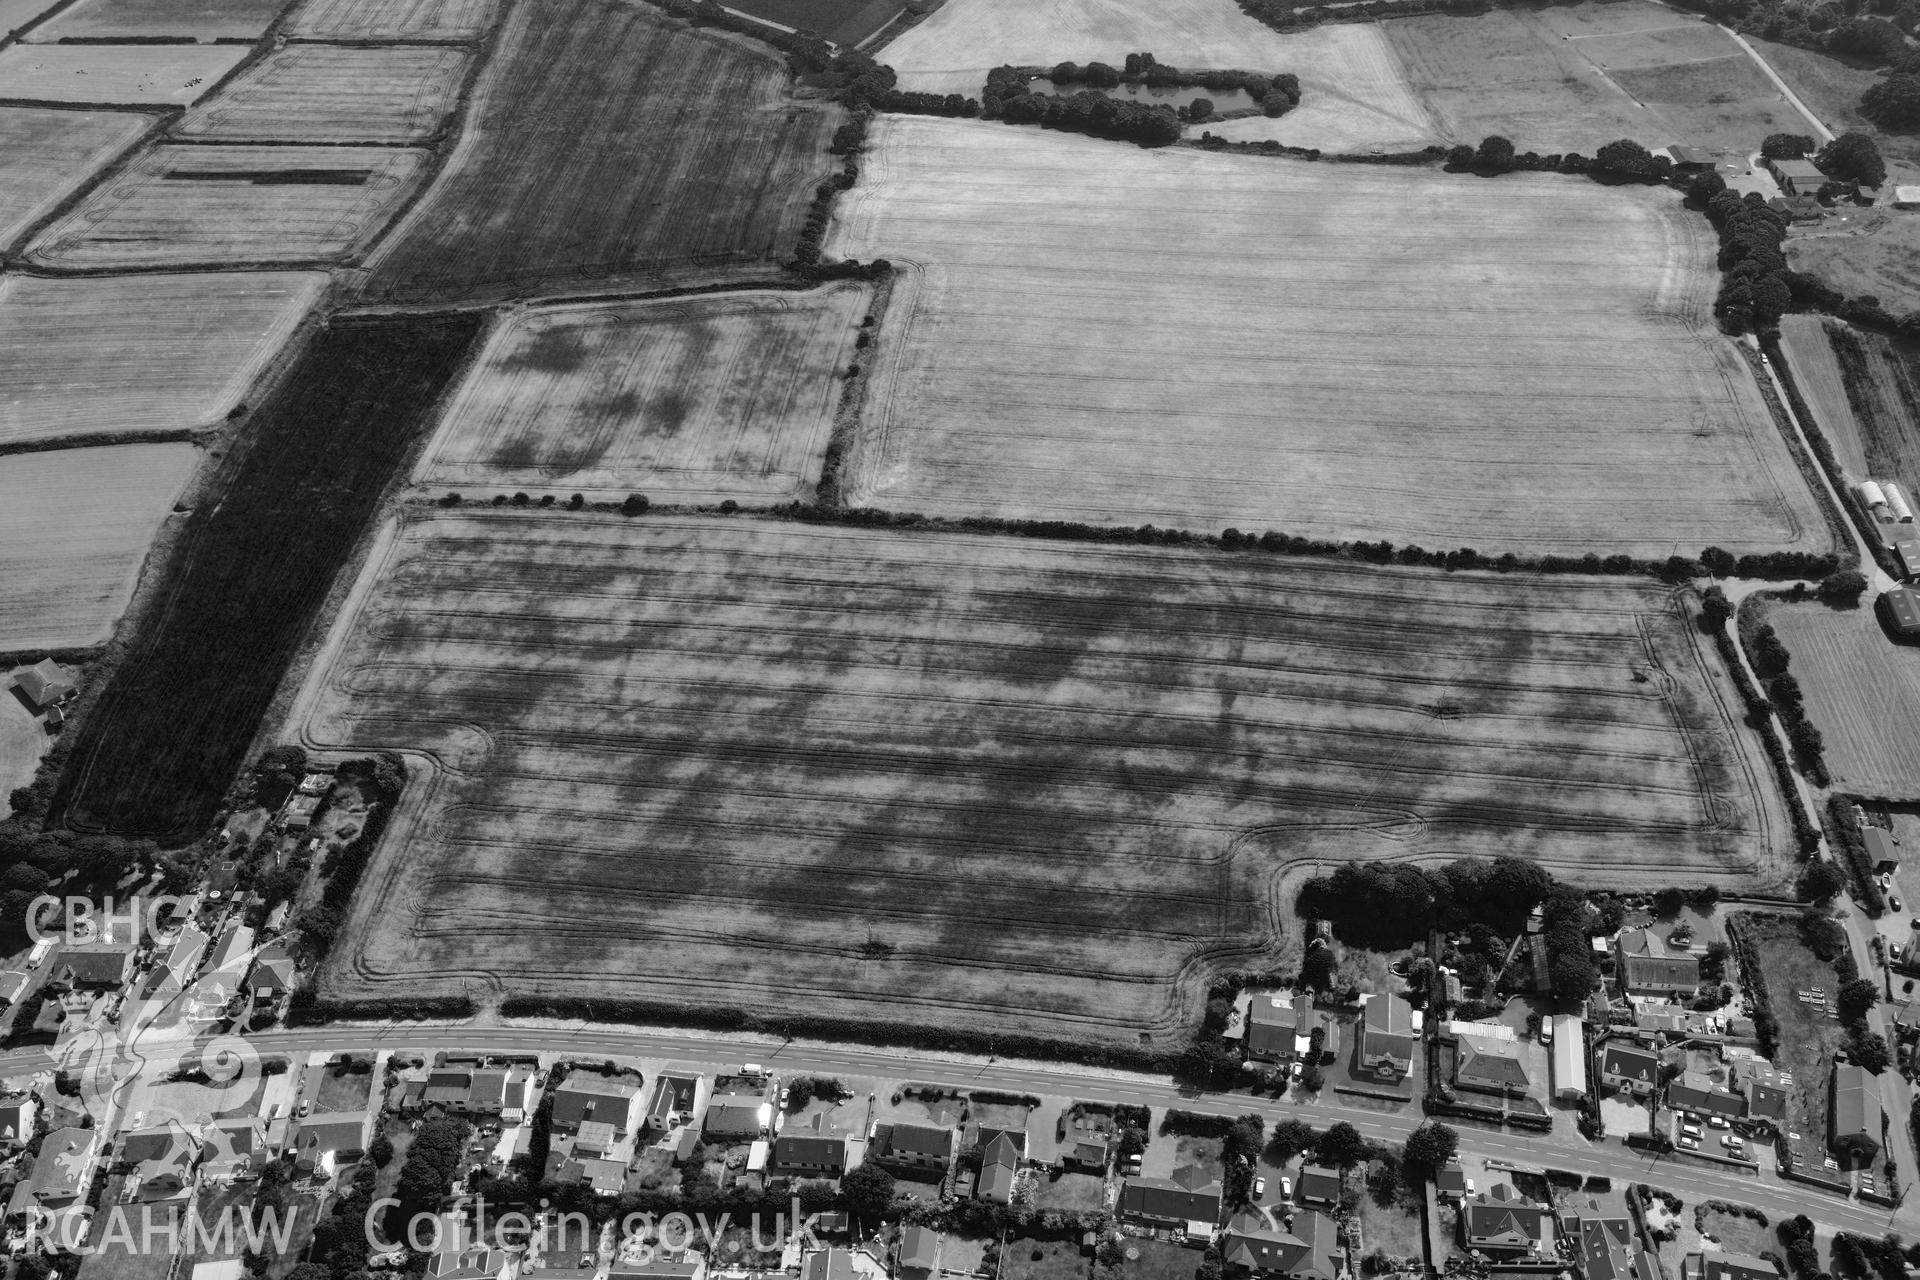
[1888,481,1916,523]
[1860,479,1889,510]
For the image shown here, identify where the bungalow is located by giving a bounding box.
[873,1122,956,1177]
[1119,1166,1222,1238]
[1220,1209,1342,1280]
[703,1096,767,1141]
[199,1117,267,1182]
[1684,1253,1783,1280]
[898,1227,942,1280]
[120,1126,198,1202]
[1355,993,1416,1082]
[53,944,134,991]
[1460,1187,1555,1258]
[1667,1070,1746,1120]
[1068,1139,1109,1172]
[1769,157,1827,196]
[772,1135,847,1177]
[553,1155,626,1196]
[550,1074,639,1138]
[12,660,77,711]
[977,1131,1020,1204]
[1830,1063,1882,1161]
[292,1111,370,1178]
[608,1261,705,1280]
[1295,1165,1341,1209]
[1598,1042,1661,1097]
[1616,929,1699,1000]
[26,1128,97,1206]
[1454,1036,1530,1095]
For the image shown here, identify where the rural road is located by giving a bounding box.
[12,1020,1909,1235]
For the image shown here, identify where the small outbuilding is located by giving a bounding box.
[1768,195,1824,224]
[1894,185,1920,209]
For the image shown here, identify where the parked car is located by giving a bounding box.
[1290,1061,1302,1081]
[1678,1135,1699,1149]
[1539,1022,1553,1044]
[1253,1177,1266,1199]
[1895,895,1905,912]
[1280,1177,1292,1198]
[1708,1115,1729,1129]
[1680,1122,1702,1139]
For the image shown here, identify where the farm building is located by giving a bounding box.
[1668,146,1741,174]
[1879,587,1920,639]
[1769,158,1826,196]
[1550,1015,1587,1101]
[1768,195,1823,224]
[11,658,76,711]
[1883,527,1920,578]
[1887,481,1916,522]
[1894,186,1920,209]
[1830,1063,1882,1159]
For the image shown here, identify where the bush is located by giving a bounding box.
[621,493,650,516]
[1816,132,1888,189]
[1820,568,1869,604]
[1762,133,1816,160]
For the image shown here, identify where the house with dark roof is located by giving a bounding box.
[977,1131,1020,1204]
[898,1227,941,1280]
[247,940,295,1002]
[1454,1036,1530,1095]
[1598,1042,1660,1097]
[1460,1188,1555,1258]
[1831,1063,1882,1159]
[1119,1166,1223,1235]
[423,1071,471,1108]
[1068,1139,1109,1171]
[200,1117,267,1182]
[426,1247,513,1280]
[1220,1209,1342,1280]
[802,1249,858,1280]
[1434,1165,1467,1201]
[1732,1061,1791,1126]
[1667,1070,1746,1119]
[1865,827,1901,873]
[1569,1214,1658,1280]
[1247,992,1327,1062]
[292,1111,369,1178]
[1615,930,1699,1000]
[12,660,76,710]
[1295,1165,1341,1208]
[773,1134,846,1177]
[607,1260,704,1280]
[26,1128,97,1206]
[874,1122,956,1177]
[53,944,134,991]
[1356,993,1415,1082]
[645,1075,695,1133]
[551,1074,639,1138]
[1684,1252,1783,1280]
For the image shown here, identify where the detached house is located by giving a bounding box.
[1667,1070,1745,1120]
[1220,1209,1342,1280]
[1733,1061,1791,1127]
[1615,929,1699,1001]
[1454,1036,1529,1095]
[1119,1166,1223,1238]
[550,1074,639,1139]
[976,1131,1020,1204]
[1459,1187,1555,1258]
[0,1096,39,1148]
[1570,1214,1659,1280]
[1598,1042,1660,1098]
[1355,993,1416,1083]
[772,1134,846,1177]
[873,1122,956,1177]
[292,1111,370,1179]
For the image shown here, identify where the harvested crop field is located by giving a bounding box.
[726,0,904,45]
[0,107,152,250]
[1,0,63,36]
[0,443,202,652]
[0,44,251,105]
[419,283,870,503]
[26,143,430,269]
[301,511,1785,1044]
[1378,2,1805,153]
[0,273,324,448]
[1770,603,1920,800]
[174,45,469,143]
[52,315,481,840]
[1777,315,1868,477]
[827,118,1823,556]
[283,0,499,39]
[356,0,844,306]
[880,0,1436,152]
[25,0,286,40]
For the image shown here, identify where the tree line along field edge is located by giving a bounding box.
[47,313,484,843]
